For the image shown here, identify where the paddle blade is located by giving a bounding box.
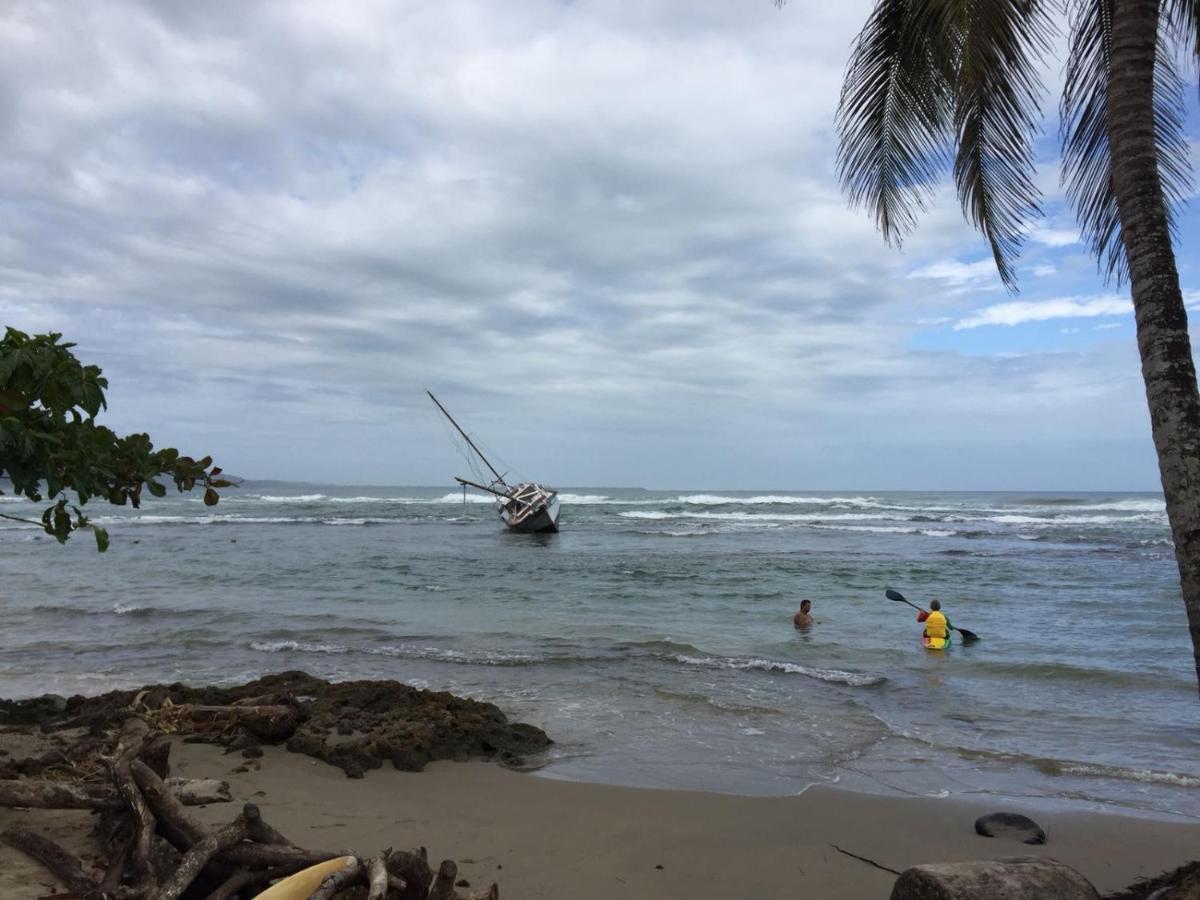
[885,589,907,602]
[956,628,980,643]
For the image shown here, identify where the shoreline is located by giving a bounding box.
[5,741,1196,899]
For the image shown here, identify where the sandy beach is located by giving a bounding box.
[3,739,1197,899]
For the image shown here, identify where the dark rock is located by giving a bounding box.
[974,812,1047,845]
[0,670,552,780]
[891,857,1098,900]
[241,746,263,759]
[456,879,470,888]
[41,694,68,714]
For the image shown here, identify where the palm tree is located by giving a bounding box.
[827,0,1200,690]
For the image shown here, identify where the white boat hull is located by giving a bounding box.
[499,484,560,533]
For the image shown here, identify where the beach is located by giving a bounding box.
[2,739,1198,899]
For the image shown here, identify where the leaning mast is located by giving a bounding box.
[426,390,507,487]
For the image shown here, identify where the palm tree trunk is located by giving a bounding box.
[1107,0,1200,692]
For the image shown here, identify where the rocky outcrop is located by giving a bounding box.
[0,671,552,778]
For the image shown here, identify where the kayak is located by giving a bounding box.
[922,635,951,650]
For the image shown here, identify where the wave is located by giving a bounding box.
[247,639,539,666]
[670,654,885,687]
[619,510,911,522]
[250,639,347,654]
[91,514,400,527]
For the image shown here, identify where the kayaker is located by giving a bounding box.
[793,599,815,629]
[916,599,952,650]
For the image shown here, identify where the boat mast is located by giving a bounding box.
[427,391,508,487]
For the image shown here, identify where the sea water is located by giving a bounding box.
[2,486,1197,819]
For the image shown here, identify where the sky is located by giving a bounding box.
[1,1,1198,491]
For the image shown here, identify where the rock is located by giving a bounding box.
[891,857,1099,900]
[974,812,1047,845]
[40,694,68,714]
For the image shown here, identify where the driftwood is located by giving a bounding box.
[3,716,499,900]
[112,718,158,894]
[180,704,298,742]
[890,857,1100,900]
[150,810,251,900]
[0,778,123,809]
[311,858,365,900]
[367,857,391,900]
[0,777,229,810]
[0,824,97,895]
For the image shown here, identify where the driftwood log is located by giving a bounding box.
[0,777,230,810]
[890,857,1100,900]
[1,716,501,899]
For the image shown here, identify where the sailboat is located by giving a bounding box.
[428,391,561,534]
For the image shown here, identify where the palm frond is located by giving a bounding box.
[950,0,1054,290]
[1062,0,1194,283]
[836,0,957,244]
[1161,0,1200,82]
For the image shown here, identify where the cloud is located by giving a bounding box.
[954,295,1130,330]
[908,258,1000,286]
[1027,225,1080,247]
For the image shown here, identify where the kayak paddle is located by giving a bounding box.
[886,589,980,643]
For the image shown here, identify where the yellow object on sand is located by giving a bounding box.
[254,856,357,900]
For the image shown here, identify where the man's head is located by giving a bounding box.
[930,599,941,611]
[800,599,812,613]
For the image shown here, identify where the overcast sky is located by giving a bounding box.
[2,1,1198,491]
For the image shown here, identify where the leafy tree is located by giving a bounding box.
[815,0,1200,689]
[0,328,232,550]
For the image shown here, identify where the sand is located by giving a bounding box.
[3,740,1197,899]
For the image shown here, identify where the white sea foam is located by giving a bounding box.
[1057,763,1200,788]
[255,494,327,502]
[250,640,347,654]
[619,510,910,522]
[367,645,538,665]
[672,654,884,687]
[112,602,147,615]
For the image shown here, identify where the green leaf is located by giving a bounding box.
[203,487,219,507]
[93,525,109,553]
[147,480,166,498]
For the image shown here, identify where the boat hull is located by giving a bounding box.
[500,486,560,533]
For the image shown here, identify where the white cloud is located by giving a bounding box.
[1032,264,1056,277]
[908,258,999,286]
[954,295,1130,330]
[1028,225,1080,247]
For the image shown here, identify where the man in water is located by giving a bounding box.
[916,598,953,649]
[793,599,814,629]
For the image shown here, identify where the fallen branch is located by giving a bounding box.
[1,824,98,895]
[829,842,901,875]
[366,856,390,900]
[428,859,459,900]
[149,808,252,900]
[0,779,122,809]
[203,861,310,900]
[0,777,229,810]
[112,719,157,893]
[309,857,364,900]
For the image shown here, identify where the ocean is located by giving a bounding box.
[2,485,1197,819]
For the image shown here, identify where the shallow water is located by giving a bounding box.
[2,485,1197,818]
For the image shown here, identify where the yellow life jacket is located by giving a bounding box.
[923,610,948,640]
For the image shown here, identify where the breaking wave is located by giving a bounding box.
[670,654,885,687]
